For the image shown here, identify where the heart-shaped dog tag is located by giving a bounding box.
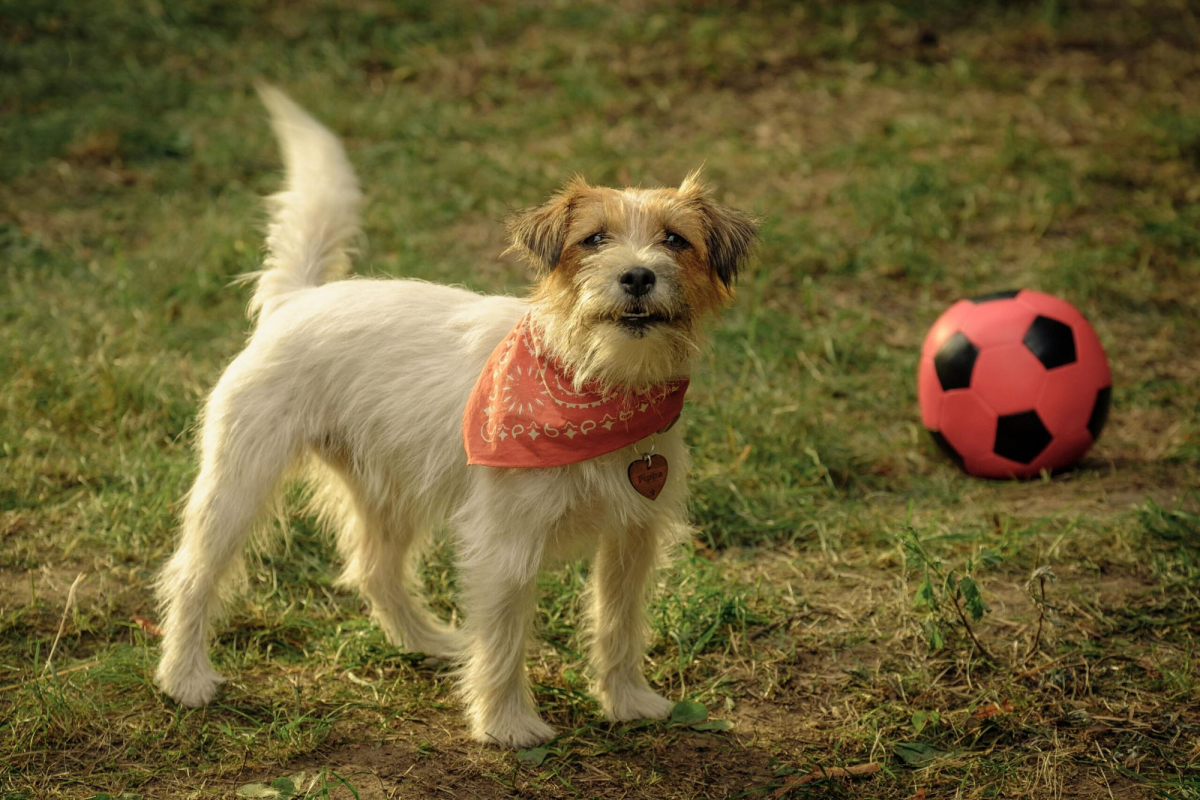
[628,454,669,500]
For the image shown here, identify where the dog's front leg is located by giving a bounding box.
[457,537,554,748]
[589,522,675,722]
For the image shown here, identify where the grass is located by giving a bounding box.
[2,0,1199,797]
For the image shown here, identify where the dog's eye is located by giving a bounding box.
[581,232,606,247]
[663,231,690,250]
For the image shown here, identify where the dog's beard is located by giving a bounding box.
[531,300,701,391]
[608,311,672,339]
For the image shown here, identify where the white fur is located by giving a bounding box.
[154,89,695,748]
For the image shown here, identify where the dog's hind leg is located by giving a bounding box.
[155,380,299,707]
[326,481,461,659]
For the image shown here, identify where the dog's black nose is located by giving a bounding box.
[619,267,656,297]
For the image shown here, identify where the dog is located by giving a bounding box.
[154,86,756,748]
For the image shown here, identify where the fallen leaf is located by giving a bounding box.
[131,616,162,637]
[911,709,940,733]
[670,700,709,725]
[892,741,949,767]
[269,776,296,798]
[517,746,550,766]
[692,719,732,732]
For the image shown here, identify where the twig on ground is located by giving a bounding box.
[1024,565,1055,662]
[0,658,102,693]
[772,762,881,796]
[750,612,801,640]
[1013,653,1078,681]
[1028,593,1046,660]
[41,572,85,677]
[947,589,994,662]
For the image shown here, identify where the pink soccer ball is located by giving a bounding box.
[918,290,1112,479]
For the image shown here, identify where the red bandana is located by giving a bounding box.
[463,315,688,468]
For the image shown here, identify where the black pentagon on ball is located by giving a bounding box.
[934,331,978,391]
[1087,385,1112,441]
[972,289,1020,302]
[929,430,965,468]
[994,410,1052,464]
[1023,315,1076,369]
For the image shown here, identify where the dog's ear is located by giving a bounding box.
[506,177,587,272]
[680,169,758,288]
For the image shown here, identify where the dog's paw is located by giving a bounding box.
[155,660,225,707]
[473,712,556,749]
[602,686,675,722]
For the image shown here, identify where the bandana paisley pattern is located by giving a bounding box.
[463,315,688,468]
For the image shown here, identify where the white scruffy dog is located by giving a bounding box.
[154,87,756,748]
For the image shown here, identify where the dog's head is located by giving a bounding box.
[507,170,757,389]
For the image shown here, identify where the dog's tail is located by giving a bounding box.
[246,84,363,321]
